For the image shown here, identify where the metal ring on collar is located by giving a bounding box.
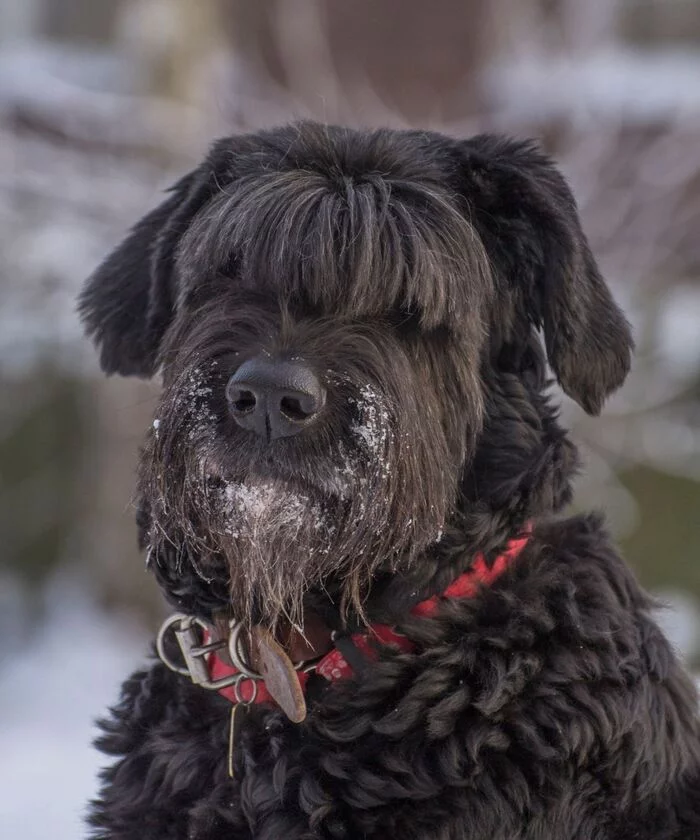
[233,676,259,705]
[227,622,263,679]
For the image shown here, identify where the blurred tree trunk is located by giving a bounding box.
[40,0,119,43]
[558,0,620,53]
[118,0,225,152]
[220,0,499,126]
[621,0,700,47]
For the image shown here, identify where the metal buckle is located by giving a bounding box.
[156,613,263,690]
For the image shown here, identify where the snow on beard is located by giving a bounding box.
[202,383,396,631]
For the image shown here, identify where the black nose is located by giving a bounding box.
[226,356,325,440]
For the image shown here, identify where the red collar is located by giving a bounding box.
[207,528,530,707]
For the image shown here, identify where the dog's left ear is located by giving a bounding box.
[456,135,633,415]
[79,167,215,377]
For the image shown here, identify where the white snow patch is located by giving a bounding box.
[221,481,326,537]
[350,384,392,457]
[654,591,700,664]
[487,47,700,123]
[656,287,700,381]
[180,367,216,441]
[0,576,147,840]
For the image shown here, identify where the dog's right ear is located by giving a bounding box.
[79,165,217,377]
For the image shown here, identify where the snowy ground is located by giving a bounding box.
[0,578,697,839]
[0,578,147,840]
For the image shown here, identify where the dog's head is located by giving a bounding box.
[80,123,632,628]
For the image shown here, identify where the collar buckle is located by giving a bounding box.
[156,613,262,690]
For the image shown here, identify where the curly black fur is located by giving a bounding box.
[79,122,699,839]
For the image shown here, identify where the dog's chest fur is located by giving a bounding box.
[92,519,700,840]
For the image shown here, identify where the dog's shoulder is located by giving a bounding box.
[496,512,678,682]
[515,512,651,611]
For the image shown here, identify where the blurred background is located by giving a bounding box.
[1,0,699,836]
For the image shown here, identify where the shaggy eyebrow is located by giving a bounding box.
[177,168,492,334]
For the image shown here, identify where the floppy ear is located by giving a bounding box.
[457,135,633,415]
[79,165,218,377]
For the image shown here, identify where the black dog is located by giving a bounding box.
[80,123,700,839]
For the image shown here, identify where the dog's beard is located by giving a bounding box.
[142,362,464,631]
[205,478,338,629]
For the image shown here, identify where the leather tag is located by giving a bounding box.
[249,627,307,723]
